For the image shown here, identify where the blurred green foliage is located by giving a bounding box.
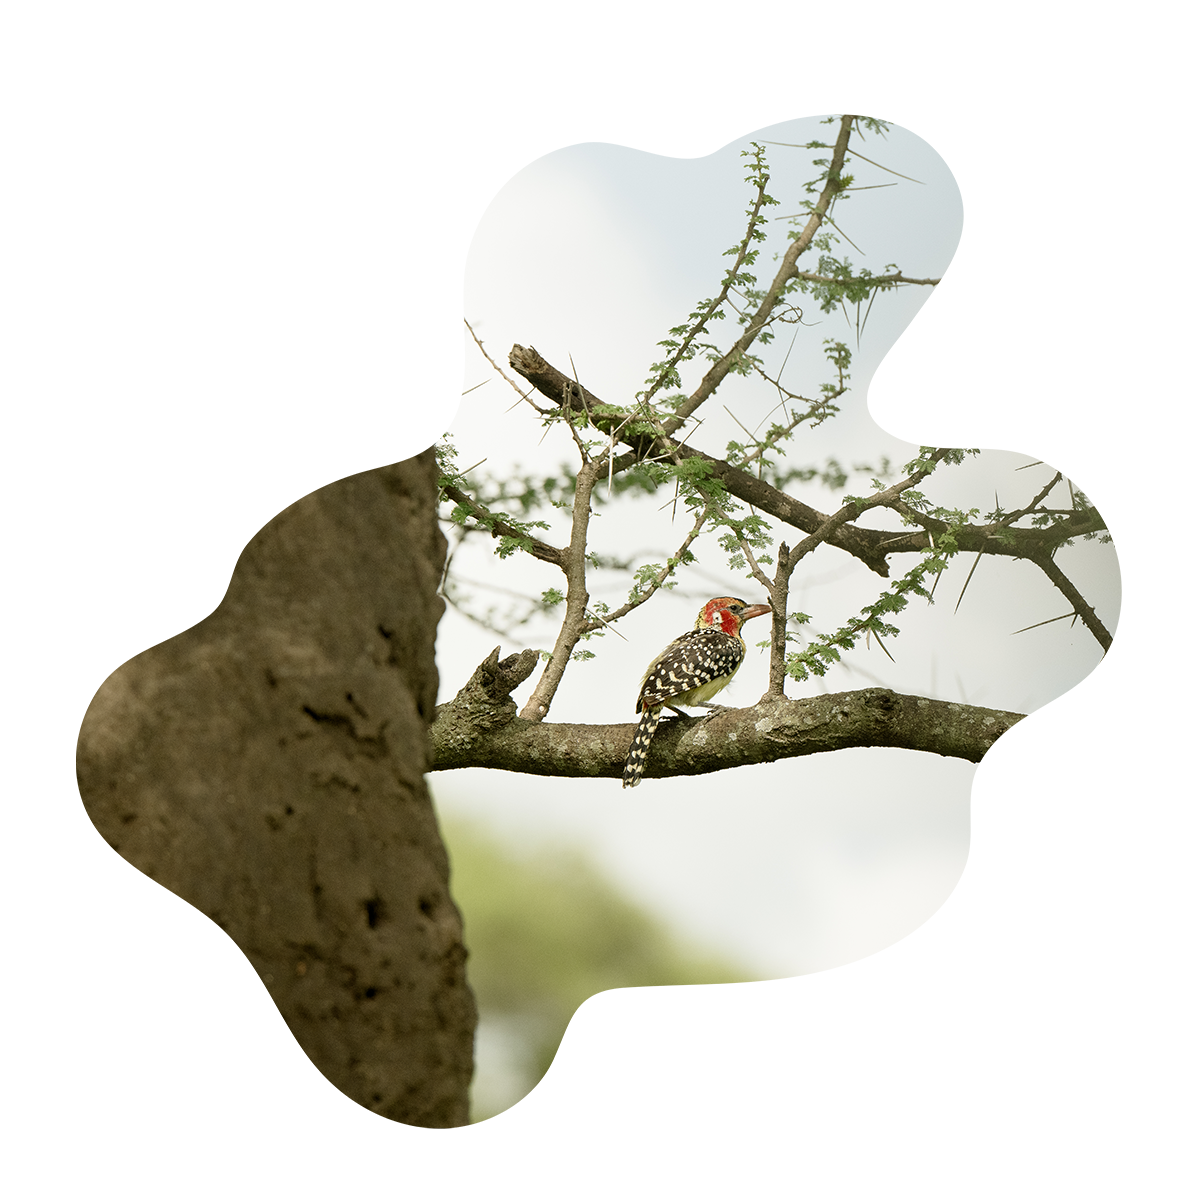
[441,816,892,1123]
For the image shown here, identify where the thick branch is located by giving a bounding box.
[430,646,540,759]
[1032,553,1113,652]
[777,362,1041,573]
[845,504,1108,564]
[505,368,1106,581]
[508,344,892,576]
[430,685,1024,778]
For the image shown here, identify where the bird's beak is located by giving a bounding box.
[741,604,772,622]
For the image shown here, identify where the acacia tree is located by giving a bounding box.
[430,115,1112,776]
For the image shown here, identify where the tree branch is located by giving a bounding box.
[507,345,1108,578]
[792,171,1094,292]
[507,344,894,575]
[579,501,711,634]
[440,483,567,569]
[1031,553,1113,652]
[430,680,1024,777]
[429,646,541,759]
[518,458,604,721]
[640,152,776,412]
[663,114,858,434]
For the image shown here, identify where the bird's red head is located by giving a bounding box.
[695,596,773,636]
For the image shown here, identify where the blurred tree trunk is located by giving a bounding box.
[72,112,475,1123]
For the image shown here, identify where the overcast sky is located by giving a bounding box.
[433,116,1120,978]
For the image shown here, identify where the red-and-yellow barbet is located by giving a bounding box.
[622,596,772,788]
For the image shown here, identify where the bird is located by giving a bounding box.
[622,596,772,788]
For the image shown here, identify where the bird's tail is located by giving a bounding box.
[622,704,663,789]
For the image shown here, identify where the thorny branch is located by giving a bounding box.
[663,114,858,436]
[640,160,778,413]
[440,115,1114,753]
[506,346,1107,580]
[1032,552,1113,652]
[507,344,894,576]
[440,483,566,569]
[792,171,1094,295]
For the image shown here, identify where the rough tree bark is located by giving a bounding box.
[430,649,1024,777]
[76,451,476,1128]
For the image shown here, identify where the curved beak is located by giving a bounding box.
[740,604,772,622]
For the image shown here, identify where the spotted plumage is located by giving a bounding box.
[622,596,771,788]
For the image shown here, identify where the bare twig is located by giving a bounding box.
[518,458,605,721]
[737,533,776,595]
[1032,553,1113,652]
[762,542,793,698]
[466,320,552,414]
